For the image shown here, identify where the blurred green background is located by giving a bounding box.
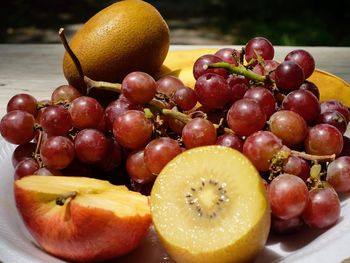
[1,0,349,46]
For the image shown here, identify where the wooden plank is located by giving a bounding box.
[0,44,349,117]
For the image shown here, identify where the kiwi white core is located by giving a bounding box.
[186,178,229,219]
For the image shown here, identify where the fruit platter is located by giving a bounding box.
[1,1,350,262]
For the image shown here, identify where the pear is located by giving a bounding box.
[63,0,169,92]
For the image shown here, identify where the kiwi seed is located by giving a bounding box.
[185,178,229,219]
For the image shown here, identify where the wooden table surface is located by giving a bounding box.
[0,44,349,117]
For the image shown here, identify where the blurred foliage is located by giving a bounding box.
[0,0,112,29]
[198,0,350,46]
[1,0,349,46]
[0,0,112,41]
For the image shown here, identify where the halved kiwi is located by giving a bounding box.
[150,145,270,263]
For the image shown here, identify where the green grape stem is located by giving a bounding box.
[84,77,170,110]
[84,76,122,94]
[143,108,154,119]
[208,62,266,83]
[161,109,192,123]
[307,164,329,189]
[161,108,234,134]
[290,150,336,162]
[33,130,44,168]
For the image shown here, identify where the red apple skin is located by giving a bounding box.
[14,185,152,262]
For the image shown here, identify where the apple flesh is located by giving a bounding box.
[14,176,151,262]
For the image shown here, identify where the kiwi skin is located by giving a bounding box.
[63,0,170,92]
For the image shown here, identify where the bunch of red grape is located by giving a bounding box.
[1,36,350,234]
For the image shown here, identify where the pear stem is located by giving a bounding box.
[58,28,84,82]
[209,62,266,83]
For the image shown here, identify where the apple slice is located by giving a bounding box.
[14,176,151,262]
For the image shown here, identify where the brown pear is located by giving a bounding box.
[63,0,170,92]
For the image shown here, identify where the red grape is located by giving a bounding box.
[173,86,197,111]
[113,110,153,149]
[156,75,184,97]
[341,136,350,157]
[275,61,305,93]
[95,137,122,171]
[35,104,46,125]
[60,159,93,178]
[227,98,266,137]
[282,89,320,124]
[144,137,182,175]
[243,131,283,172]
[7,93,37,116]
[283,156,310,181]
[252,60,279,77]
[304,124,343,156]
[302,187,340,229]
[168,117,185,135]
[243,86,276,118]
[245,37,274,63]
[317,110,347,134]
[69,96,104,129]
[95,116,107,133]
[214,48,240,65]
[51,84,81,104]
[326,156,350,192]
[182,118,217,149]
[0,110,36,144]
[227,75,249,104]
[269,110,308,147]
[74,129,108,164]
[12,142,36,167]
[104,95,143,131]
[40,105,72,136]
[265,60,280,73]
[299,81,320,99]
[40,136,75,169]
[252,64,265,76]
[195,73,231,109]
[216,133,244,152]
[320,99,350,123]
[285,49,315,78]
[126,148,155,184]
[193,54,227,79]
[201,108,226,124]
[33,167,63,176]
[122,71,156,104]
[14,158,39,180]
[269,173,309,220]
[271,215,303,234]
[130,180,154,196]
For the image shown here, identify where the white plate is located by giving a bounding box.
[1,137,350,263]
